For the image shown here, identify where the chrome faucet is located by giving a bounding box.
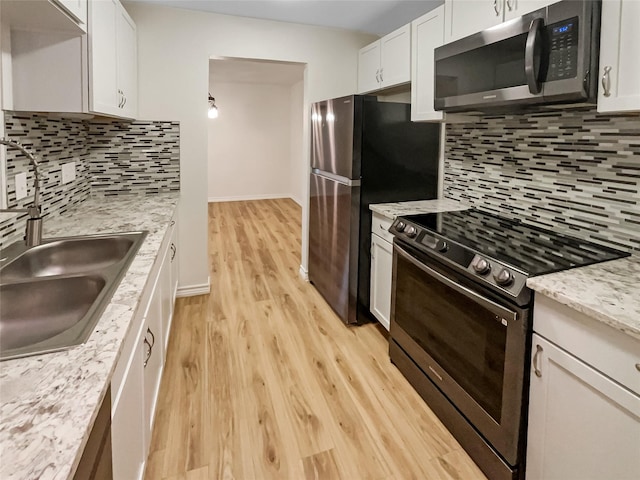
[0,138,43,247]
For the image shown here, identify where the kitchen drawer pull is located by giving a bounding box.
[507,0,514,10]
[602,66,612,97]
[143,337,152,367]
[375,69,380,83]
[171,243,176,261]
[147,327,155,348]
[533,344,543,377]
[380,68,383,82]
[635,363,640,372]
[493,0,500,16]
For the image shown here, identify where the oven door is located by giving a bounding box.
[390,241,530,465]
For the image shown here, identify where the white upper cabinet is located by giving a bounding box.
[597,0,640,113]
[358,24,411,93]
[55,0,87,26]
[411,6,445,122]
[358,42,382,94]
[88,0,138,118]
[2,0,87,34]
[444,0,558,42]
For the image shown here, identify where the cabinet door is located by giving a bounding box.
[503,0,559,20]
[411,6,445,122]
[380,24,411,88]
[88,0,120,116]
[117,4,137,119]
[111,327,145,480]
[444,0,504,42]
[597,0,640,113]
[369,233,393,331]
[159,247,173,353]
[142,281,164,454]
[527,334,640,480]
[358,41,381,94]
[54,0,87,26]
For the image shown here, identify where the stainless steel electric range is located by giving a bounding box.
[388,208,629,480]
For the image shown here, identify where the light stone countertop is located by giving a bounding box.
[0,193,180,480]
[527,255,640,341]
[369,198,470,219]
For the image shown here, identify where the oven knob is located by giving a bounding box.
[405,225,418,238]
[436,240,448,252]
[473,258,491,275]
[396,221,406,232]
[494,268,514,286]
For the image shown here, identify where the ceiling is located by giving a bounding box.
[127,0,444,36]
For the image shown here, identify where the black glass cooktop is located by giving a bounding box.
[401,209,630,276]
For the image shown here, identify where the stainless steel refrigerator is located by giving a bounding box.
[308,95,440,325]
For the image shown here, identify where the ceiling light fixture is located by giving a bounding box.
[208,93,219,119]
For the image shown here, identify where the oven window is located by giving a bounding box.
[436,34,528,98]
[394,253,507,422]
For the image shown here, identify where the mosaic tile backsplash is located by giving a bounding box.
[1,113,180,248]
[444,107,640,253]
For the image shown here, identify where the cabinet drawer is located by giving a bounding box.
[371,212,394,243]
[534,295,640,395]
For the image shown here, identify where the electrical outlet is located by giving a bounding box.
[15,172,28,200]
[61,161,76,184]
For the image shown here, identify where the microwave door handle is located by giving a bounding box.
[525,18,544,95]
[394,244,517,322]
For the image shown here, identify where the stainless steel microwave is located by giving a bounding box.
[434,0,601,112]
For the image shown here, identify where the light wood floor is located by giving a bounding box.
[144,199,487,480]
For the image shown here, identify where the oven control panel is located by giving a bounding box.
[390,217,529,299]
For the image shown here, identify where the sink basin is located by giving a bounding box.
[0,275,106,352]
[0,231,147,361]
[1,234,138,282]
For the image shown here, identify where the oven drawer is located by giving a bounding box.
[372,212,394,243]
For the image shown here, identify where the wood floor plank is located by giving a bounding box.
[144,198,487,480]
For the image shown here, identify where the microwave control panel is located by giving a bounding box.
[546,17,579,81]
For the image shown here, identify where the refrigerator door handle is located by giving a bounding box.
[312,168,361,187]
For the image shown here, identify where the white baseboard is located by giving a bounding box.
[299,264,308,281]
[177,277,211,297]
[208,194,293,203]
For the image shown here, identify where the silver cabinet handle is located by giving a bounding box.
[123,94,127,108]
[507,0,514,11]
[380,68,383,82]
[143,337,152,367]
[494,0,501,16]
[170,243,176,261]
[170,220,176,227]
[635,363,640,372]
[379,224,386,230]
[118,89,123,108]
[602,66,612,97]
[533,344,543,377]
[375,69,380,83]
[147,327,155,347]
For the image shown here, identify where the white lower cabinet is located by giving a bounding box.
[527,297,640,480]
[369,213,394,331]
[111,320,145,480]
[111,210,180,477]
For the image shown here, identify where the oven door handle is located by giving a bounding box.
[394,244,518,322]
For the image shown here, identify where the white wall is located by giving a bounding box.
[207,81,294,202]
[289,79,304,206]
[127,3,376,289]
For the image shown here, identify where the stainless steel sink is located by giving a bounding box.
[0,231,147,361]
[0,236,136,282]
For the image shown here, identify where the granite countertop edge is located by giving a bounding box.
[527,255,640,342]
[0,193,180,480]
